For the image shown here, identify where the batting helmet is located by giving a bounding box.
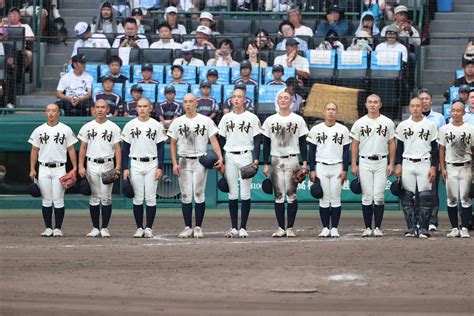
[199,151,218,169]
[310,178,323,199]
[390,178,402,197]
[77,178,91,196]
[28,181,41,198]
[217,177,229,193]
[350,178,362,194]
[262,178,273,195]
[122,179,134,198]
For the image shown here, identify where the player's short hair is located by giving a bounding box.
[94,99,109,108]
[451,101,465,110]
[366,94,381,103]
[468,89,474,97]
[324,102,338,111]
[279,20,295,33]
[409,97,422,105]
[107,55,123,66]
[124,17,137,26]
[157,22,172,32]
[46,103,61,111]
[417,88,432,99]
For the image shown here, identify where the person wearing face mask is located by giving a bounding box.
[347,29,373,52]
[375,24,407,63]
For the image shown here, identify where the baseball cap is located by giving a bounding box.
[132,8,143,16]
[74,22,89,37]
[285,38,299,46]
[272,64,284,73]
[101,75,114,83]
[71,54,87,64]
[142,63,153,72]
[199,11,214,22]
[286,76,297,86]
[196,25,212,36]
[459,85,471,93]
[181,41,194,53]
[165,6,178,15]
[131,84,144,92]
[240,60,252,69]
[164,85,176,94]
[326,4,343,15]
[171,64,183,72]
[234,82,247,91]
[0,28,7,36]
[200,80,211,88]
[8,7,21,14]
[385,24,399,34]
[207,69,218,77]
[394,5,408,14]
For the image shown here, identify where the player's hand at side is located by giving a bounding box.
[213,159,224,173]
[263,164,270,177]
[386,164,394,176]
[173,163,180,177]
[123,169,130,180]
[428,166,436,183]
[155,168,163,181]
[29,169,37,181]
[338,170,347,185]
[115,168,121,177]
[440,168,448,182]
[310,170,317,182]
[78,166,86,178]
[351,163,359,176]
[394,165,402,177]
[253,159,259,169]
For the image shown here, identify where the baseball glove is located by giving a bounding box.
[59,170,77,189]
[240,163,258,180]
[292,168,308,183]
[101,168,117,185]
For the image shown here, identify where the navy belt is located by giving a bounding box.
[318,161,342,165]
[361,155,387,161]
[230,150,249,155]
[276,154,297,159]
[88,157,113,164]
[404,157,429,163]
[447,162,470,167]
[182,156,198,159]
[132,157,157,162]
[40,162,65,168]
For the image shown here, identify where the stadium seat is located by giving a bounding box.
[190,84,223,103]
[110,48,140,64]
[336,50,369,90]
[258,85,282,114]
[165,65,197,84]
[449,86,459,103]
[231,66,262,83]
[133,64,165,83]
[99,64,132,81]
[456,70,464,79]
[223,84,255,103]
[92,82,124,99]
[140,18,155,34]
[263,66,296,84]
[77,47,110,64]
[222,19,254,35]
[174,49,216,64]
[157,84,189,103]
[214,35,246,50]
[272,50,305,64]
[232,49,246,63]
[198,66,231,85]
[0,55,5,81]
[301,19,318,31]
[141,48,173,64]
[125,82,157,102]
[306,49,336,81]
[255,20,281,34]
[66,64,99,83]
[370,51,402,78]
[4,27,25,51]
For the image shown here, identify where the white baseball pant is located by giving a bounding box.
[359,157,387,206]
[270,156,300,203]
[87,160,114,206]
[446,164,472,208]
[178,157,208,204]
[401,159,431,193]
[38,165,66,208]
[130,159,158,206]
[225,151,253,200]
[316,162,343,208]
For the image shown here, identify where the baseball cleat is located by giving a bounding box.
[446,228,460,238]
[53,228,63,237]
[428,224,437,232]
[318,227,331,238]
[361,227,372,237]
[100,228,111,238]
[86,228,101,237]
[178,226,193,238]
[238,228,249,238]
[225,228,239,238]
[418,233,429,238]
[285,227,296,238]
[405,232,416,237]
[272,227,286,238]
[144,228,154,238]
[41,228,53,237]
[330,227,340,238]
[373,227,383,237]
[133,228,145,238]
[460,227,470,238]
[193,226,203,238]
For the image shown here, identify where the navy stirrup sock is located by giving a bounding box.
[133,204,144,229]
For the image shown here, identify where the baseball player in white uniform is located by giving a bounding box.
[262,91,309,238]
[168,93,224,239]
[121,98,168,238]
[395,97,438,238]
[78,100,122,238]
[29,103,78,237]
[351,94,396,237]
[218,88,261,238]
[438,101,473,238]
[307,102,350,238]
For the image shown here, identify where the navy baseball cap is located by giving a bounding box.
[459,85,470,93]
[285,38,299,46]
[101,75,114,83]
[131,84,144,92]
[310,178,323,199]
[171,64,184,72]
[122,179,134,198]
[142,63,153,72]
[217,177,229,193]
[234,82,247,91]
[240,60,252,69]
[164,85,176,94]
[207,68,218,77]
[28,181,41,198]
[262,178,273,195]
[78,178,92,196]
[285,77,297,86]
[272,64,284,73]
[200,80,212,88]
[132,8,143,16]
[71,54,86,64]
[350,178,362,194]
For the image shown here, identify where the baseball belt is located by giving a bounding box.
[87,157,113,164]
[39,162,65,168]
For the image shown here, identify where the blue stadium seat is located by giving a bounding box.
[92,82,124,99]
[337,50,368,77]
[67,64,99,83]
[230,67,261,84]
[133,64,165,83]
[263,67,296,84]
[157,84,189,103]
[370,51,402,78]
[198,66,231,85]
[456,70,464,79]
[449,86,459,103]
[190,84,223,103]
[124,82,157,102]
[223,84,255,103]
[99,64,132,80]
[258,85,282,114]
[306,50,336,85]
[165,65,197,84]
[443,103,452,121]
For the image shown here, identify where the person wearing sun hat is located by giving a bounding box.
[381,5,420,46]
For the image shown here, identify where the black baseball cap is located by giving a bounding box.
[131,84,144,92]
[207,68,218,77]
[142,63,153,72]
[234,82,247,91]
[272,64,284,73]
[164,85,176,94]
[240,60,252,69]
[71,54,86,64]
[285,38,299,46]
[171,64,183,72]
[132,8,143,16]
[200,80,212,88]
[285,76,297,86]
[101,75,114,83]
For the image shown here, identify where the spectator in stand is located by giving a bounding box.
[381,5,420,47]
[112,17,149,48]
[458,85,471,104]
[271,0,293,12]
[255,29,275,51]
[355,11,380,37]
[347,30,373,52]
[316,5,349,38]
[124,84,143,116]
[223,83,254,114]
[273,77,304,113]
[454,59,474,87]
[185,25,215,50]
[464,90,474,125]
[0,27,14,107]
[191,12,220,35]
[92,2,124,34]
[56,54,93,116]
[3,7,34,67]
[234,60,257,85]
[276,21,308,52]
[19,0,49,36]
[169,65,188,84]
[267,64,286,86]
[316,29,345,51]
[71,22,110,58]
[164,6,187,36]
[417,88,445,128]
[103,55,128,83]
[173,41,205,66]
[172,0,199,12]
[375,24,407,63]
[245,41,268,68]
[207,39,240,67]
[206,68,219,84]
[273,38,310,80]
[150,23,182,50]
[111,0,131,17]
[132,0,161,16]
[288,7,313,37]
[93,75,121,116]
[156,85,183,127]
[196,80,219,120]
[236,0,251,11]
[131,8,146,34]
[137,63,159,84]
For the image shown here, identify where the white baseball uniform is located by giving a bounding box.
[396,117,438,193]
[438,123,473,208]
[218,111,261,200]
[28,122,78,208]
[350,114,395,205]
[78,119,121,206]
[121,118,168,206]
[168,113,219,204]
[307,122,350,208]
[262,112,309,203]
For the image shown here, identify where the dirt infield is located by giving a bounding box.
[1,209,473,315]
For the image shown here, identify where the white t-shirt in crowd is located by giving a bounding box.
[56,71,93,97]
